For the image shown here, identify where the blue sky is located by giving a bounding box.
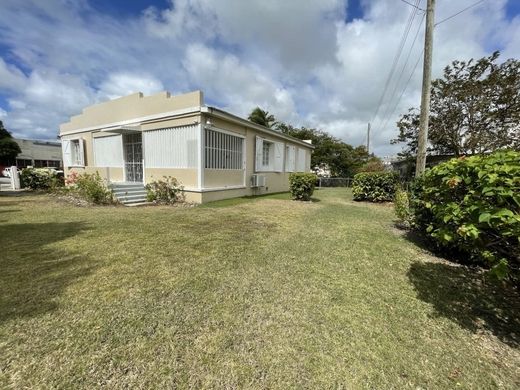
[0,0,518,156]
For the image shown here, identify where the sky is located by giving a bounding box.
[0,0,519,157]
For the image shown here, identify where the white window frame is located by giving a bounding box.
[62,138,85,167]
[262,141,272,167]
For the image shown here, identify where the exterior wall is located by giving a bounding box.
[146,168,198,189]
[200,188,251,203]
[67,166,124,182]
[204,169,244,188]
[61,91,203,134]
[194,115,312,203]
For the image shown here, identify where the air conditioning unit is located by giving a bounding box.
[251,174,266,188]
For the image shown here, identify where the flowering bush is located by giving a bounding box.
[146,176,184,204]
[20,167,64,190]
[64,171,115,205]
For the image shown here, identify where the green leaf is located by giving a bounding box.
[478,213,491,223]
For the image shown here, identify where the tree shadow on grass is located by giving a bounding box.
[0,222,97,323]
[408,261,520,348]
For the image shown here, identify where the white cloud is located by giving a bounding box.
[97,73,164,100]
[0,0,518,154]
[0,57,27,91]
[183,43,297,122]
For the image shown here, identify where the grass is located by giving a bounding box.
[0,188,519,388]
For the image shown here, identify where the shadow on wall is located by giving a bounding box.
[0,222,96,323]
[408,261,520,348]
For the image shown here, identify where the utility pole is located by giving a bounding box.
[415,0,435,176]
[366,122,371,154]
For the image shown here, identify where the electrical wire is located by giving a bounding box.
[375,0,487,135]
[379,51,423,136]
[435,0,486,26]
[376,12,425,135]
[370,0,421,127]
[400,0,425,11]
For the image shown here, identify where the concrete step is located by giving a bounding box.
[117,193,147,200]
[110,184,144,190]
[109,183,148,206]
[112,189,147,196]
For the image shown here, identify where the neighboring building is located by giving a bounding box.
[391,154,458,178]
[13,138,62,168]
[59,91,314,204]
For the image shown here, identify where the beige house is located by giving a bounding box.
[59,91,313,204]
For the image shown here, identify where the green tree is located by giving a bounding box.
[0,121,21,165]
[392,52,520,157]
[248,107,277,128]
[277,123,370,177]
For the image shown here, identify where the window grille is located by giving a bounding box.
[205,129,243,170]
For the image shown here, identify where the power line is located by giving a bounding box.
[435,0,486,26]
[379,50,424,136]
[370,0,421,127]
[376,12,425,135]
[375,0,487,136]
[400,0,425,11]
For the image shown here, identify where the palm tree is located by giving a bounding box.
[248,107,277,128]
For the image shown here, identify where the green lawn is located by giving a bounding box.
[1,189,519,388]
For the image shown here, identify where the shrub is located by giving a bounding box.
[357,159,386,173]
[74,172,115,205]
[413,150,520,280]
[289,172,317,201]
[394,186,413,228]
[146,176,184,204]
[352,172,398,202]
[20,167,63,190]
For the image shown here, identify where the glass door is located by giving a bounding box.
[123,133,143,182]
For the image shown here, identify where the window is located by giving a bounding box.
[62,138,84,167]
[205,129,244,170]
[262,142,271,166]
[71,140,82,166]
[255,137,284,172]
[93,135,123,168]
[296,147,307,172]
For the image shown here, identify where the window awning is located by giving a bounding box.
[100,125,142,134]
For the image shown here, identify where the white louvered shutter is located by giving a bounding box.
[274,142,284,172]
[255,136,263,171]
[62,139,72,167]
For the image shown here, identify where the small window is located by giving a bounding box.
[63,138,84,167]
[262,142,271,166]
[71,139,82,166]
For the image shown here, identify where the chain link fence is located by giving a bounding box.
[317,177,353,188]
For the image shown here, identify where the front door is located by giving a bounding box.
[123,133,143,182]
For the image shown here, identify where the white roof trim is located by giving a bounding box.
[201,106,314,149]
[59,106,201,136]
[101,125,142,134]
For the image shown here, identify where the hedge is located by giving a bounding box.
[352,172,398,202]
[413,150,520,280]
